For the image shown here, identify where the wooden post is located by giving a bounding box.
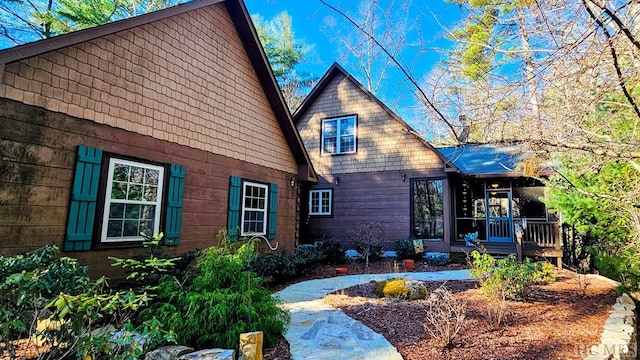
[239,331,263,360]
[515,232,523,262]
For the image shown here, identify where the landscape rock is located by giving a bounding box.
[406,280,429,300]
[90,324,116,337]
[618,294,635,307]
[145,345,195,360]
[611,302,634,312]
[587,293,638,360]
[177,348,235,360]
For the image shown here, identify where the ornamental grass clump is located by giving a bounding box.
[374,278,428,300]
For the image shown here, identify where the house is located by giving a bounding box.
[294,63,453,252]
[0,0,316,277]
[294,63,561,266]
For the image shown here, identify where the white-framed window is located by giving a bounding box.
[241,181,269,236]
[102,158,165,242]
[309,189,332,215]
[321,115,357,155]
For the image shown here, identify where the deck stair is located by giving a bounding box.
[451,241,516,255]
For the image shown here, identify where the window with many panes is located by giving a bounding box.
[321,115,356,155]
[411,179,444,241]
[241,182,269,236]
[102,158,164,242]
[309,189,332,215]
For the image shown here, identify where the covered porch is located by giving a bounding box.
[438,145,562,268]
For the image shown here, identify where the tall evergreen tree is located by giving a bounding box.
[252,11,316,112]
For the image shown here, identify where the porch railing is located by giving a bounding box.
[523,221,561,250]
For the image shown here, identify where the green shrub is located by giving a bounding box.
[533,261,557,283]
[469,251,557,301]
[139,243,289,350]
[316,238,346,264]
[109,233,186,290]
[0,246,91,358]
[48,287,174,360]
[476,253,555,327]
[374,278,428,300]
[449,252,467,264]
[0,244,174,360]
[425,254,449,266]
[250,246,323,286]
[589,247,640,291]
[395,239,423,261]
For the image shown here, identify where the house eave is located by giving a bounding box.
[0,0,318,182]
[0,0,225,67]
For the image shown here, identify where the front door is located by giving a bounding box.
[486,189,512,242]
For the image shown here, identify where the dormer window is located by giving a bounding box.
[321,115,357,155]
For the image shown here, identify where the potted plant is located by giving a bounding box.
[395,239,424,271]
[403,258,415,271]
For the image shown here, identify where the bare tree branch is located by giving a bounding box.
[581,0,640,121]
[319,0,460,142]
[587,0,640,52]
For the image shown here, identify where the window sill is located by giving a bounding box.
[93,241,146,250]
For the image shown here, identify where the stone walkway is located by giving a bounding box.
[276,270,473,360]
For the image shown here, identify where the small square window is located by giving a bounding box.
[309,189,332,216]
[321,116,357,155]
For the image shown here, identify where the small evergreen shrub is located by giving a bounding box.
[250,247,323,286]
[139,243,289,350]
[425,254,449,266]
[316,237,346,264]
[449,252,468,264]
[395,239,423,261]
[374,279,428,300]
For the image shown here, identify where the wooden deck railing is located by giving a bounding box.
[523,221,561,250]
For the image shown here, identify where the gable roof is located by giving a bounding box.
[437,144,528,177]
[293,62,452,167]
[0,0,316,181]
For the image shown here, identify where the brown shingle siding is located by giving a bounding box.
[0,3,297,174]
[297,74,444,174]
[0,98,298,260]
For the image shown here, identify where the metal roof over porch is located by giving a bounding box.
[438,144,527,177]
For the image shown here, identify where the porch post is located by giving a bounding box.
[515,231,523,262]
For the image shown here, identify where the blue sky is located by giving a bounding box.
[244,0,463,125]
[0,0,463,127]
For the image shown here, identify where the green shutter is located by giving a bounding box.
[64,145,102,251]
[164,164,185,246]
[227,176,242,241]
[268,183,278,239]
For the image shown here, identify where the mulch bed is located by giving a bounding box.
[264,260,619,360]
[2,261,618,360]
